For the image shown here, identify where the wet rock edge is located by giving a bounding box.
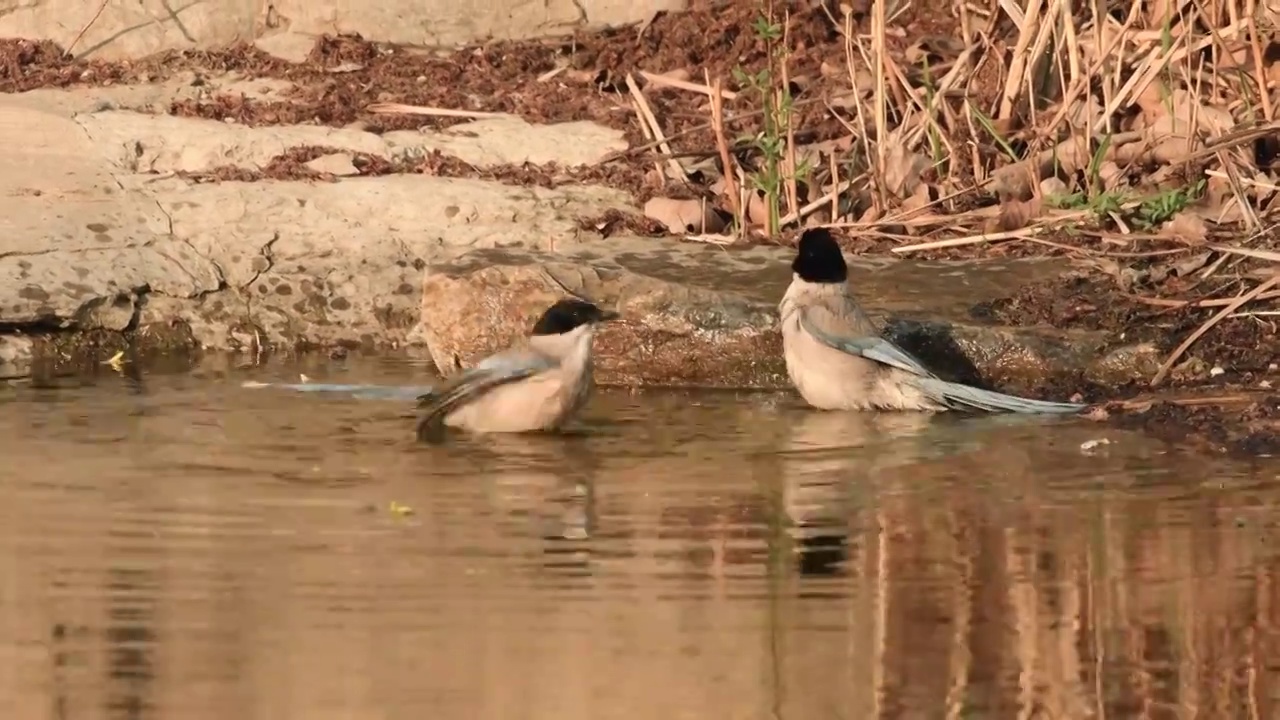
[1,262,1274,459]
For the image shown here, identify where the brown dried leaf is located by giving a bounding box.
[745,190,770,227]
[829,70,876,103]
[991,136,1096,200]
[1039,177,1070,198]
[804,208,832,226]
[643,197,726,234]
[1134,89,1234,164]
[995,196,1043,231]
[1097,160,1126,191]
[1158,211,1209,244]
[903,36,965,65]
[900,183,933,215]
[1185,179,1246,224]
[882,143,930,199]
[562,69,599,85]
[1168,250,1213,277]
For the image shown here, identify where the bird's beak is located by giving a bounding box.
[597,309,621,323]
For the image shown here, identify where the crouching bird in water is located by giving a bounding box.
[415,298,619,443]
[779,228,1086,415]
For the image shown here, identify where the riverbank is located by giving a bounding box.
[1,0,1277,455]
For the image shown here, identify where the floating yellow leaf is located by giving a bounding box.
[103,350,125,372]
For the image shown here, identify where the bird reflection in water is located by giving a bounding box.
[471,431,601,579]
[779,410,936,577]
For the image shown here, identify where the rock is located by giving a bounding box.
[412,246,1124,394]
[305,153,361,177]
[76,110,628,174]
[0,103,223,331]
[0,96,634,357]
[254,32,317,64]
[0,0,686,61]
[0,335,34,379]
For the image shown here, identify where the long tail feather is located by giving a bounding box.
[914,377,1085,415]
[241,380,436,401]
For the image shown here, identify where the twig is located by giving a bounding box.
[890,228,1041,254]
[828,151,840,221]
[1105,394,1262,411]
[536,65,568,83]
[778,178,857,227]
[624,73,687,182]
[707,72,743,235]
[629,97,665,181]
[1127,289,1280,309]
[1150,272,1280,388]
[1209,244,1280,264]
[639,70,739,100]
[65,0,110,58]
[683,233,737,246]
[780,11,800,222]
[365,103,509,119]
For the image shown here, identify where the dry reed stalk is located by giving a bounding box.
[828,151,840,221]
[65,0,110,58]
[624,73,688,182]
[870,0,889,210]
[707,72,744,234]
[628,97,666,182]
[1209,244,1280,263]
[889,227,1042,254]
[607,88,859,164]
[364,102,508,119]
[1127,289,1280,308]
[778,178,856,226]
[637,70,739,100]
[780,12,800,222]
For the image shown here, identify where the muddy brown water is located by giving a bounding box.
[2,358,1279,719]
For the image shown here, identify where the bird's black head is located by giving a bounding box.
[791,228,848,284]
[531,298,620,336]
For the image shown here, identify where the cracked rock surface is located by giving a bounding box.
[0,89,633,363]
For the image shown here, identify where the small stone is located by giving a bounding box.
[304,153,361,177]
[0,335,34,364]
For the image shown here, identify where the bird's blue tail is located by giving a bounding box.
[914,377,1086,414]
[240,380,436,401]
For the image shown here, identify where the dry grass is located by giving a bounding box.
[578,0,1280,386]
[573,0,1280,247]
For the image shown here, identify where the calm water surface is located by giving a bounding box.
[2,358,1279,720]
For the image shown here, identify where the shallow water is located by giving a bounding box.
[2,358,1279,720]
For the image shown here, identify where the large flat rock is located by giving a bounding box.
[0,97,633,355]
[78,111,628,173]
[0,0,686,60]
[0,103,223,329]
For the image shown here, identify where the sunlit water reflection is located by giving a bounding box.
[1,358,1278,719]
